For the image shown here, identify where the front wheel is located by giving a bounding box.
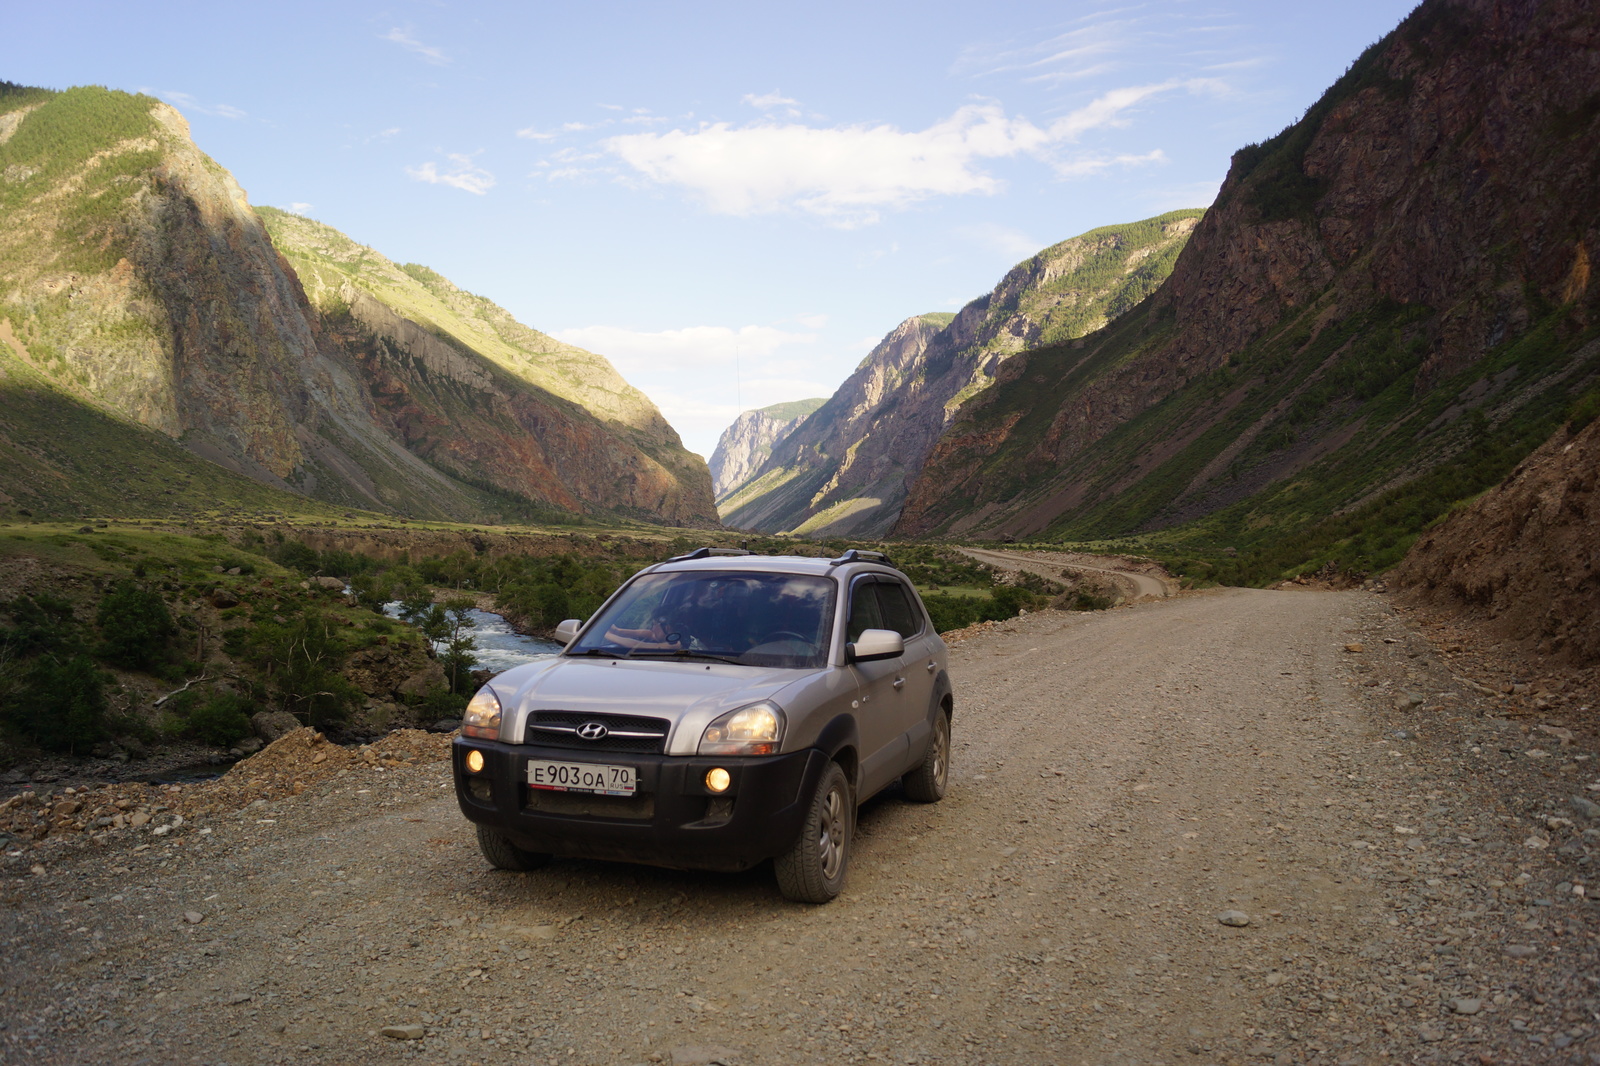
[476,824,552,871]
[774,762,852,903]
[903,712,950,803]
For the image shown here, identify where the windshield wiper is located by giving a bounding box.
[567,647,625,659]
[625,649,745,666]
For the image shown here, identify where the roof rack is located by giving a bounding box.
[827,549,895,568]
[663,546,754,562]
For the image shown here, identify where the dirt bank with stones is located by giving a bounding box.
[2,588,1597,1066]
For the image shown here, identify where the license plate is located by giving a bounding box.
[526,760,637,797]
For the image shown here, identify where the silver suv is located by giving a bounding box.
[451,548,953,902]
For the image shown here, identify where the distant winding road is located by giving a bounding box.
[960,546,1175,601]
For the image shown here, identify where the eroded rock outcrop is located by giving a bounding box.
[721,212,1201,536]
[709,398,825,501]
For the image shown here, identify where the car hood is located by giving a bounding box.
[487,655,818,756]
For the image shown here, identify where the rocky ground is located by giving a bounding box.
[1,587,1597,1066]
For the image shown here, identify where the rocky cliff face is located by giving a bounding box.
[0,86,716,526]
[708,398,825,500]
[720,212,1201,536]
[260,210,717,525]
[898,0,1600,570]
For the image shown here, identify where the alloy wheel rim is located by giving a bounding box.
[818,786,845,880]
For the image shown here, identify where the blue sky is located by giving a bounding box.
[16,0,1417,457]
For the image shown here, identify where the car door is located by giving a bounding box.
[872,577,940,766]
[846,575,910,798]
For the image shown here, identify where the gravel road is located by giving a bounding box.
[3,588,1597,1066]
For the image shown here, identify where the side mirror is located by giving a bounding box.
[847,628,904,663]
[554,619,581,645]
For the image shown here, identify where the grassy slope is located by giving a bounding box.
[756,397,827,422]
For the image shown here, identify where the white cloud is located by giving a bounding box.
[405,153,495,195]
[383,27,449,65]
[1052,147,1167,177]
[743,91,803,118]
[146,89,246,120]
[793,313,829,329]
[287,202,314,214]
[553,324,815,375]
[517,121,596,141]
[603,84,1205,225]
[364,127,402,144]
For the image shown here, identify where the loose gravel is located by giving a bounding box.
[1,587,1596,1066]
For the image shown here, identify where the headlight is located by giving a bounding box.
[462,686,503,740]
[698,701,784,756]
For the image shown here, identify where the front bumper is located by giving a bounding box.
[451,737,826,872]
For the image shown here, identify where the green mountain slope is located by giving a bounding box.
[0,84,715,525]
[720,211,1202,536]
[898,0,1600,585]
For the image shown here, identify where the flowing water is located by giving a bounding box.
[382,603,563,675]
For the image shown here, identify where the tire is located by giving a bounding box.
[475,824,552,871]
[902,711,950,803]
[774,761,852,903]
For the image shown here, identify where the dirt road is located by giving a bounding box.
[4,589,1597,1065]
[961,547,1174,601]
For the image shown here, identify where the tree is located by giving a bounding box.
[95,581,174,671]
[437,596,480,694]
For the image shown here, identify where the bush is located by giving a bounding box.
[161,689,254,747]
[96,580,175,671]
[1,654,109,754]
[244,610,359,727]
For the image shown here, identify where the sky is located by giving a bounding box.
[14,0,1418,458]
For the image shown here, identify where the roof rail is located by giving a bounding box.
[828,548,894,568]
[664,546,754,562]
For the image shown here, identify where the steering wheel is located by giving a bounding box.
[763,630,815,646]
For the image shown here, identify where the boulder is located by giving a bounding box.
[250,711,302,743]
[397,661,447,697]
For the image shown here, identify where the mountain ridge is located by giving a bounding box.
[0,86,716,525]
[720,210,1203,536]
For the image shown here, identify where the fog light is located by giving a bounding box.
[465,749,485,774]
[705,767,731,793]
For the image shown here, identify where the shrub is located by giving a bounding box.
[1,654,109,753]
[185,691,254,747]
[96,580,175,671]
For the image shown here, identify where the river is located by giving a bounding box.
[381,602,564,675]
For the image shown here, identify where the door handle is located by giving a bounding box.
[892,677,905,690]
[926,661,936,673]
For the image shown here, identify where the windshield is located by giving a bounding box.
[569,570,835,669]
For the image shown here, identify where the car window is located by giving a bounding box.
[875,580,922,639]
[846,578,885,643]
[570,570,834,669]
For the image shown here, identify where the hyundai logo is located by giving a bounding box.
[576,722,610,741]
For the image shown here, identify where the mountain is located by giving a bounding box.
[0,83,716,525]
[896,0,1600,585]
[719,211,1202,536]
[257,209,716,524]
[708,397,825,501]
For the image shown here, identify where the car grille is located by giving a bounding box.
[524,711,671,754]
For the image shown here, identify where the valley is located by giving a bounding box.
[3,586,1596,1065]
